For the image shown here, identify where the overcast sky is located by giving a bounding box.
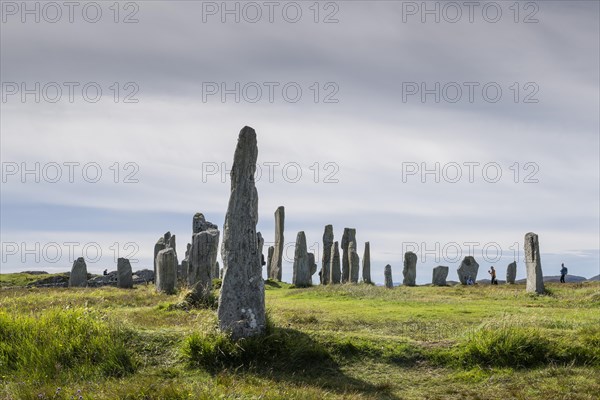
[1,0,599,283]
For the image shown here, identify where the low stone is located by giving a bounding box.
[506,261,517,284]
[457,256,479,285]
[432,266,449,286]
[69,257,88,287]
[117,258,133,288]
[384,264,393,288]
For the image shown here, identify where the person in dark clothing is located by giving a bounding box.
[103,269,108,276]
[488,266,498,285]
[560,263,568,283]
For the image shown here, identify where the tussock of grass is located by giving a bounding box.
[0,308,136,381]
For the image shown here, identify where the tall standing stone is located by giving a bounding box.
[153,235,166,279]
[117,257,133,289]
[321,225,333,285]
[156,248,177,294]
[341,228,356,283]
[432,266,448,286]
[525,232,544,294]
[308,252,318,285]
[266,246,274,279]
[329,241,341,284]
[384,264,393,288]
[362,242,371,284]
[506,261,517,284]
[69,257,88,287]
[218,126,266,339]
[457,256,479,284]
[402,251,417,286]
[349,241,360,283]
[292,231,311,287]
[188,228,220,299]
[269,206,285,281]
[180,243,191,283]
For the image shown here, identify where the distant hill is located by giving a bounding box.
[588,275,599,281]
[514,275,588,284]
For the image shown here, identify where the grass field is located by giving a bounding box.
[1,277,599,399]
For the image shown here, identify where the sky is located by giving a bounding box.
[1,0,599,284]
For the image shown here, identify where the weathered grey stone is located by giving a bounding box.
[402,251,417,286]
[179,243,191,283]
[156,248,177,294]
[341,228,356,283]
[432,266,448,286]
[217,126,266,340]
[257,232,265,270]
[188,228,220,298]
[117,258,133,288]
[308,252,318,285]
[349,241,360,283]
[69,257,88,287]
[266,246,274,279]
[384,264,393,288]
[525,232,544,294]
[506,261,517,284]
[193,212,218,234]
[153,236,166,279]
[268,206,285,281]
[292,231,311,287]
[457,256,479,284]
[362,242,371,284]
[329,241,341,284]
[321,225,333,285]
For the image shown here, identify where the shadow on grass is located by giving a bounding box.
[182,326,400,399]
[264,279,282,288]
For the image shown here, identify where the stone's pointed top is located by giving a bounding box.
[276,205,285,213]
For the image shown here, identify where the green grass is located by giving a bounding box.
[0,278,599,399]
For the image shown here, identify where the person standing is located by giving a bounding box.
[560,263,568,283]
[488,266,498,285]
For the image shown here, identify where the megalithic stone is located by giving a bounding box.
[308,252,318,285]
[402,251,417,286]
[269,206,285,281]
[321,225,333,285]
[506,261,517,284]
[69,257,88,287]
[525,232,544,294]
[153,236,166,279]
[329,241,341,284]
[188,228,220,299]
[193,212,218,234]
[257,232,265,270]
[117,257,133,289]
[180,243,191,283]
[292,231,311,287]
[341,228,356,283]
[349,241,360,283]
[266,246,274,279]
[217,126,266,340]
[432,266,449,286]
[156,248,177,294]
[457,256,479,285]
[384,264,393,288]
[362,242,371,284]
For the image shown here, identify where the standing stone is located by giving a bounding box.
[269,206,285,281]
[384,264,393,288]
[69,257,88,287]
[292,231,311,287]
[257,232,265,269]
[349,241,360,283]
[362,242,371,284]
[341,228,356,283]
[117,257,133,289]
[457,256,480,284]
[153,236,166,280]
[156,248,177,294]
[329,241,341,284]
[266,246,274,280]
[402,251,417,286]
[321,225,333,285]
[218,126,266,339]
[506,261,517,284]
[308,252,318,285]
[432,266,449,286]
[525,232,544,294]
[188,228,220,298]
